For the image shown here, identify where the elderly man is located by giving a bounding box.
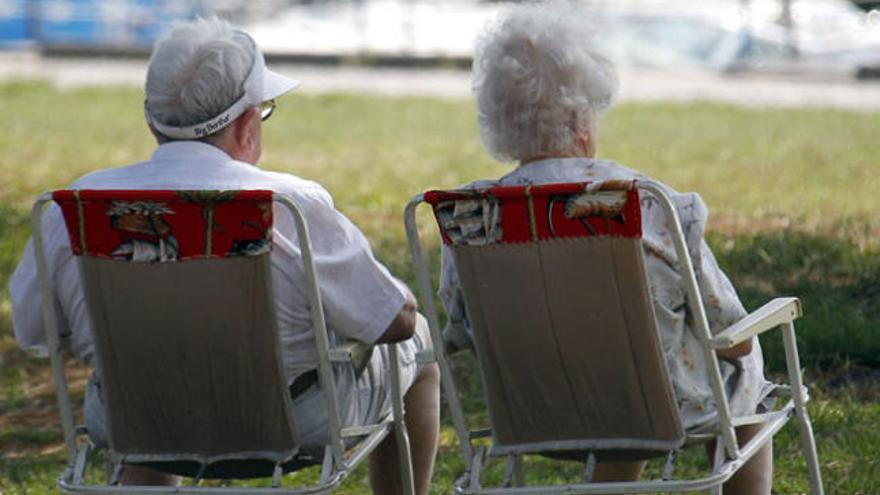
[8,18,439,494]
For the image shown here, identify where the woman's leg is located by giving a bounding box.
[592,460,647,482]
[705,423,773,495]
[589,460,647,495]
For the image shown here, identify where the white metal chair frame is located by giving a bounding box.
[404,182,824,495]
[32,191,416,495]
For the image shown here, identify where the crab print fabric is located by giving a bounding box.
[52,190,273,262]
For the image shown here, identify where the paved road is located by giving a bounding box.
[2,51,880,112]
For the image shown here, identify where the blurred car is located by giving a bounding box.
[851,0,880,12]
[600,0,880,78]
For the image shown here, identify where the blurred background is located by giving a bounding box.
[2,0,880,107]
[2,1,880,492]
[1,0,879,77]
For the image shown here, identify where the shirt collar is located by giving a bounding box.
[151,141,235,164]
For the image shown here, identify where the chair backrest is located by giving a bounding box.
[425,181,685,457]
[53,190,297,462]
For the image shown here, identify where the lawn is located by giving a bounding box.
[1,81,879,493]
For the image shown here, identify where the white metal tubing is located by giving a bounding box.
[336,420,396,478]
[469,446,486,490]
[639,182,739,460]
[61,474,347,495]
[404,195,474,467]
[259,239,301,452]
[513,455,525,487]
[730,408,791,428]
[340,423,387,438]
[781,321,825,495]
[711,431,725,495]
[388,344,417,495]
[455,469,740,495]
[72,442,90,485]
[273,194,346,470]
[501,456,517,487]
[31,193,78,464]
[59,356,393,495]
[455,412,787,495]
[710,297,802,349]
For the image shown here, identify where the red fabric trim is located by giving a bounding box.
[425,181,642,246]
[52,190,274,261]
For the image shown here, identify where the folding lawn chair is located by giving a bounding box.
[404,180,824,495]
[32,189,415,494]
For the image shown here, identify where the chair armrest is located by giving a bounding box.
[710,297,802,350]
[329,340,373,364]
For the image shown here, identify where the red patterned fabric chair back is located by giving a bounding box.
[424,181,684,458]
[424,180,641,246]
[53,190,273,262]
[51,189,298,468]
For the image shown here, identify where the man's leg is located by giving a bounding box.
[369,362,440,495]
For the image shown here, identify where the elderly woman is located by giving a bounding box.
[438,4,774,493]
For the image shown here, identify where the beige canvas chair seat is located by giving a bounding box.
[405,180,824,494]
[32,189,415,494]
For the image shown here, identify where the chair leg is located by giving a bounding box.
[388,344,416,495]
[320,446,333,483]
[662,450,676,481]
[513,455,525,487]
[501,455,525,487]
[710,439,725,495]
[393,419,416,495]
[583,452,597,483]
[468,445,486,491]
[501,456,516,487]
[796,408,824,495]
[108,463,124,486]
[72,441,91,485]
[782,322,824,495]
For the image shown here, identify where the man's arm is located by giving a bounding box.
[375,292,417,343]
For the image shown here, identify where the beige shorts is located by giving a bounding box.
[291,314,431,456]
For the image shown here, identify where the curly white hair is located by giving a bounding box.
[145,17,254,130]
[472,2,618,162]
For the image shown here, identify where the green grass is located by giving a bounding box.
[1,81,879,493]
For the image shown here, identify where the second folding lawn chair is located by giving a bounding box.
[32,189,415,494]
[404,180,823,494]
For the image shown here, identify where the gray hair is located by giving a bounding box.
[145,17,254,133]
[473,2,619,162]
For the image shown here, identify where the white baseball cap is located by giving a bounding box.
[145,30,300,140]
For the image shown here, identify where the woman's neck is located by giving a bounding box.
[519,151,590,167]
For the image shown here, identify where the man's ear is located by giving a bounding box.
[146,122,164,144]
[233,107,260,150]
[221,107,262,164]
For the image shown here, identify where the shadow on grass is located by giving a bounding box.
[709,230,880,372]
[1,207,879,492]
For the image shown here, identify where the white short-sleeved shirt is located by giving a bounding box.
[439,157,775,431]
[9,141,407,383]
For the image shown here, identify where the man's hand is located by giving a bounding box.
[376,293,418,343]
